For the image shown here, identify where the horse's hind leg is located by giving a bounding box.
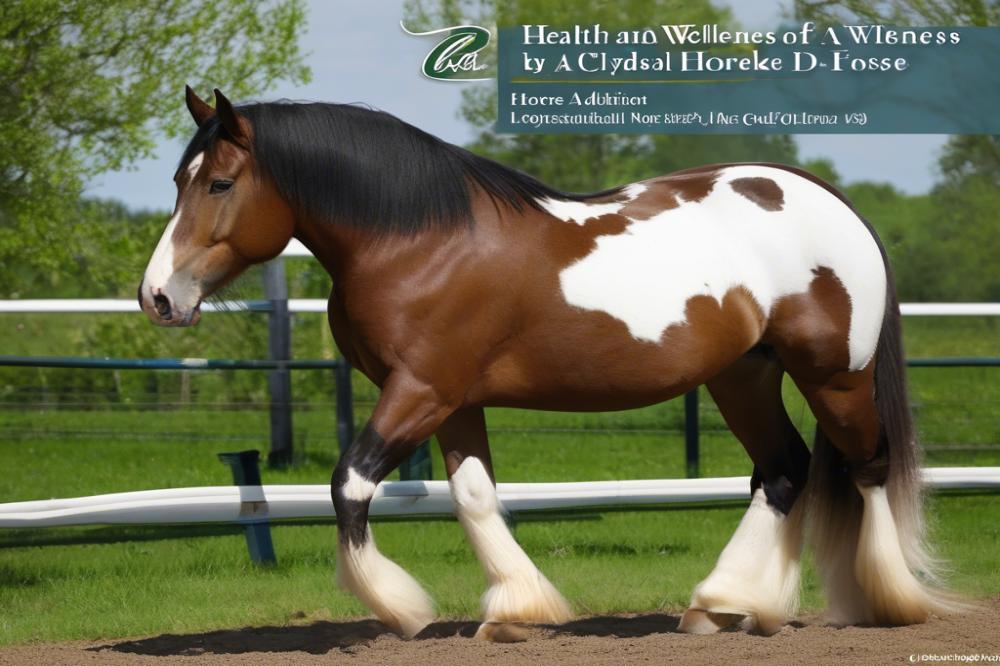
[790,363,945,626]
[680,349,810,635]
[787,364,883,625]
[436,407,572,639]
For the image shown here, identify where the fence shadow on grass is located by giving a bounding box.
[86,614,688,655]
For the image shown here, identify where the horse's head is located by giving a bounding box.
[138,87,295,326]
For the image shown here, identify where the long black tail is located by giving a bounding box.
[806,238,951,625]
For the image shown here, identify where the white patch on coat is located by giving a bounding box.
[621,182,647,200]
[538,183,647,226]
[341,467,377,501]
[450,457,571,625]
[555,165,886,370]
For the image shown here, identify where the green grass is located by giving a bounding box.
[0,315,997,644]
[1,494,997,645]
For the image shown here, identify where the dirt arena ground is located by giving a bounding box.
[2,600,997,665]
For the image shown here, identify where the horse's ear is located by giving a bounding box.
[185,85,214,127]
[213,88,251,149]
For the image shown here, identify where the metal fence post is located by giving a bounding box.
[684,389,700,479]
[263,259,293,468]
[217,450,276,565]
[329,358,423,477]
[399,441,432,480]
[334,359,354,454]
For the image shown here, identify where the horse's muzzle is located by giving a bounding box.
[137,279,202,327]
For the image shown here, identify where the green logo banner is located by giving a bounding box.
[402,23,492,81]
[496,25,1000,133]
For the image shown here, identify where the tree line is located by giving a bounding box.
[2,1,997,304]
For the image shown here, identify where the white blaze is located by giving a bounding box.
[143,207,181,292]
[142,153,205,310]
[185,152,205,177]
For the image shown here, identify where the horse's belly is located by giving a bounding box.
[468,284,763,411]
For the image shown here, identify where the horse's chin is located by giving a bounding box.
[148,305,201,327]
[176,306,202,327]
[182,307,202,327]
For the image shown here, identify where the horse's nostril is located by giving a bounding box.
[153,293,172,319]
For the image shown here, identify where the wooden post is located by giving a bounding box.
[263,259,293,468]
[684,389,700,478]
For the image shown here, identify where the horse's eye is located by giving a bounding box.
[209,179,233,194]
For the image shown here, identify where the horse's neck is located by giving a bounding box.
[292,209,513,286]
[292,216,366,282]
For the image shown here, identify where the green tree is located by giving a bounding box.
[801,158,843,188]
[0,0,310,297]
[792,0,997,26]
[842,182,936,300]
[929,154,1000,300]
[3,199,172,299]
[938,135,1000,186]
[405,0,798,190]
[796,1,999,301]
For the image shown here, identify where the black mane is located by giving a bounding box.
[178,101,619,234]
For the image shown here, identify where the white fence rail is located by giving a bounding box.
[1,468,997,529]
[2,299,998,316]
[0,238,998,316]
[0,298,328,313]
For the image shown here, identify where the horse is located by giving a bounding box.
[138,86,952,639]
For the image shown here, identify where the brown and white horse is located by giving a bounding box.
[139,87,951,639]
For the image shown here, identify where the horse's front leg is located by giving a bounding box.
[437,407,572,639]
[331,370,453,638]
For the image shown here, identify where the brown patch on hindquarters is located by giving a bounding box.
[730,177,784,211]
[764,266,881,464]
[763,266,852,379]
[668,166,721,203]
[618,168,721,220]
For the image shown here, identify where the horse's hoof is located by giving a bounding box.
[474,621,534,642]
[678,608,743,634]
[745,613,785,636]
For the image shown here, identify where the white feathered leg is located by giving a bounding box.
[334,464,435,638]
[335,526,436,638]
[450,457,572,634]
[681,488,803,635]
[853,483,943,625]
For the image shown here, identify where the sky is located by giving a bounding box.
[87,0,948,211]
